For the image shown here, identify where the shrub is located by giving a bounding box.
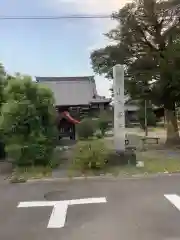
[0,76,57,166]
[95,132,103,139]
[76,118,95,139]
[97,111,111,136]
[6,141,55,166]
[49,147,64,169]
[72,140,109,171]
[106,149,137,166]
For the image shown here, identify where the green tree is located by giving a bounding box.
[0,75,57,166]
[0,63,6,108]
[91,0,180,145]
[0,63,6,159]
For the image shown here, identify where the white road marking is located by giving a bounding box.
[69,197,107,205]
[18,197,107,228]
[18,197,106,208]
[18,201,59,207]
[48,202,68,229]
[165,194,180,211]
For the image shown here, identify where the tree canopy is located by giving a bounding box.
[91,0,180,144]
[0,63,6,159]
[0,64,6,108]
[0,75,57,165]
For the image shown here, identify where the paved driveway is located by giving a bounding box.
[1,176,180,239]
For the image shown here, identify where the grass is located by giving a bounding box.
[68,137,180,177]
[68,164,146,178]
[11,165,52,181]
[68,141,180,177]
[11,152,180,180]
[136,151,180,173]
[9,137,180,181]
[104,165,145,177]
[144,158,180,173]
[105,151,180,177]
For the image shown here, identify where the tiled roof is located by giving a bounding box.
[36,76,111,106]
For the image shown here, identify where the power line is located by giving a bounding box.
[2,2,180,20]
[0,14,112,20]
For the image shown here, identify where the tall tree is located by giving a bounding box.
[0,63,6,159]
[91,0,180,145]
[0,63,6,108]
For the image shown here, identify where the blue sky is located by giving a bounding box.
[0,0,127,97]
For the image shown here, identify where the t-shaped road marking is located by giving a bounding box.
[165,194,180,211]
[17,197,107,229]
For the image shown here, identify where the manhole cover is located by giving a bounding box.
[44,190,67,200]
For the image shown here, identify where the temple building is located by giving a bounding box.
[36,76,112,139]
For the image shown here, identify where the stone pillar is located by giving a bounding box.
[113,65,125,152]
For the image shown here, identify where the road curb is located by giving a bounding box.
[25,171,180,184]
[26,175,115,183]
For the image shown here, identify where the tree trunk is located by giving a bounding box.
[165,108,180,145]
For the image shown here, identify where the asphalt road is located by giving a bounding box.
[1,175,180,240]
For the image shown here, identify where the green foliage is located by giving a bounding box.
[0,75,57,166]
[97,111,111,136]
[138,104,157,129]
[95,132,103,139]
[90,0,180,104]
[107,150,137,166]
[0,63,6,159]
[76,118,95,139]
[49,147,65,169]
[0,63,6,108]
[73,140,109,171]
[10,165,52,182]
[90,0,180,143]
